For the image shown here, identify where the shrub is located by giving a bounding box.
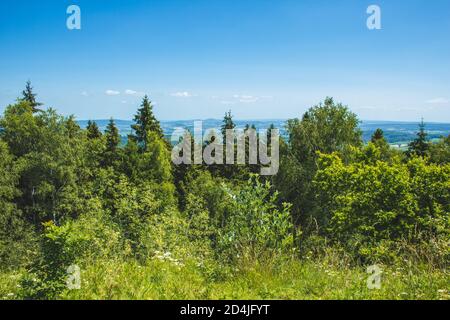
[218,176,295,262]
[314,152,450,262]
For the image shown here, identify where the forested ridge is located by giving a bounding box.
[0,82,448,300]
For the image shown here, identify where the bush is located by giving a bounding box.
[20,221,78,299]
[218,176,295,262]
[314,152,450,262]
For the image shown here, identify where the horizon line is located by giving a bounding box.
[76,118,450,125]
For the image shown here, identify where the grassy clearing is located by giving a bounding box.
[2,259,447,300]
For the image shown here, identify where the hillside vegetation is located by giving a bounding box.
[0,84,448,300]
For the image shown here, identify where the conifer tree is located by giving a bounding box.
[221,110,236,138]
[408,119,429,157]
[103,118,121,166]
[86,120,102,140]
[21,80,43,113]
[371,128,386,143]
[131,95,163,152]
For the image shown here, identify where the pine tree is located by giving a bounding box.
[371,128,386,143]
[131,95,163,152]
[408,119,429,157]
[86,120,102,140]
[368,127,393,161]
[66,115,81,139]
[221,110,236,138]
[103,118,121,166]
[21,80,43,113]
[218,111,234,177]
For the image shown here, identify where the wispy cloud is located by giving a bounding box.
[426,97,449,104]
[105,90,120,96]
[216,94,273,105]
[171,91,194,98]
[234,95,259,103]
[81,91,89,97]
[125,89,144,96]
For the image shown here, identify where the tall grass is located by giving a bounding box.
[2,255,447,300]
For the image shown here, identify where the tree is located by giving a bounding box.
[131,95,163,152]
[274,97,362,226]
[408,119,430,158]
[0,103,90,226]
[65,115,81,139]
[21,80,43,113]
[371,128,385,143]
[137,130,173,183]
[0,140,35,269]
[430,134,450,164]
[221,110,236,138]
[218,176,294,261]
[369,128,396,161]
[218,110,241,179]
[103,118,121,167]
[314,152,450,261]
[86,120,102,140]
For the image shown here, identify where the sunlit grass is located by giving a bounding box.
[2,258,445,300]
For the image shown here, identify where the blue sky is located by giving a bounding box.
[0,0,449,121]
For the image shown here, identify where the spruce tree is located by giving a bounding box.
[21,80,43,113]
[221,110,236,138]
[367,128,394,162]
[371,128,386,143]
[86,120,102,140]
[103,118,121,166]
[131,95,163,152]
[221,111,236,174]
[408,119,429,157]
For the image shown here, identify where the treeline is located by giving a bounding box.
[0,83,448,299]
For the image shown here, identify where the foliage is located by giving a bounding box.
[218,176,295,261]
[0,140,36,269]
[430,134,450,164]
[20,221,78,299]
[0,103,90,225]
[130,95,164,151]
[407,119,430,158]
[103,118,121,168]
[86,120,102,140]
[0,85,448,300]
[314,151,450,262]
[274,97,362,225]
[20,80,43,113]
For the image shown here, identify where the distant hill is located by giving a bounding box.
[77,119,450,146]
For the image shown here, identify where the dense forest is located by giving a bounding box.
[0,82,449,300]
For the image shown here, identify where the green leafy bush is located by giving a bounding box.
[314,151,450,262]
[218,176,295,262]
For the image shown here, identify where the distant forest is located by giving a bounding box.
[77,119,450,147]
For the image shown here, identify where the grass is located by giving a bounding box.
[2,257,447,300]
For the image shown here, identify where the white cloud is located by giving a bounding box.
[125,89,144,96]
[171,91,194,98]
[105,90,120,96]
[125,89,137,95]
[233,94,260,103]
[426,97,449,104]
[81,91,89,97]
